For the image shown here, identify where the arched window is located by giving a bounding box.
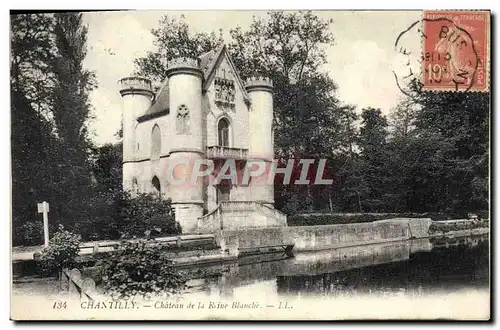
[176,104,190,134]
[132,177,138,194]
[218,118,230,147]
[151,124,161,160]
[152,176,161,197]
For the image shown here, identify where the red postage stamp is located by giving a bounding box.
[422,11,490,92]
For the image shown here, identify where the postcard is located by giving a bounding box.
[10,9,490,320]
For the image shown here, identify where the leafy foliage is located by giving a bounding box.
[11,11,489,248]
[116,191,180,239]
[20,221,44,246]
[428,220,489,235]
[134,15,223,86]
[99,239,186,300]
[11,13,99,246]
[288,212,448,226]
[38,225,81,275]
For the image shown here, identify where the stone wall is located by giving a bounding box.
[198,201,287,234]
[375,218,433,239]
[216,218,435,253]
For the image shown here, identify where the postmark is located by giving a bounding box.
[422,11,489,92]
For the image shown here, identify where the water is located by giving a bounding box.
[183,235,489,298]
[11,234,489,319]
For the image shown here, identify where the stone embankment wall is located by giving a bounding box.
[216,218,488,253]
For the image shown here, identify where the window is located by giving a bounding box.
[176,104,190,134]
[152,176,161,197]
[132,177,138,194]
[151,125,161,160]
[216,185,230,204]
[218,118,230,147]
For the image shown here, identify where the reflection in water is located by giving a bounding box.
[185,235,489,298]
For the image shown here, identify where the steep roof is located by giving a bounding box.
[138,44,248,122]
[200,44,249,100]
[137,79,169,122]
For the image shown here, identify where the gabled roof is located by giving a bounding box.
[139,44,248,123]
[199,44,249,101]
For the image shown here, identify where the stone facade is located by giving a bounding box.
[119,44,282,233]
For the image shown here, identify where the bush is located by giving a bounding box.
[288,213,405,226]
[428,220,489,235]
[98,238,186,300]
[72,190,181,242]
[116,191,180,239]
[20,220,44,246]
[287,212,456,226]
[37,225,81,276]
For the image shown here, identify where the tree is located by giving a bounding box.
[46,13,97,235]
[11,13,101,245]
[11,13,59,246]
[228,11,344,158]
[411,91,489,214]
[92,142,123,193]
[228,12,358,212]
[134,15,223,86]
[356,108,390,212]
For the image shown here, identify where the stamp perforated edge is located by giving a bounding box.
[420,10,490,93]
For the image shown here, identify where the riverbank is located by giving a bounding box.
[12,218,489,273]
[215,218,489,254]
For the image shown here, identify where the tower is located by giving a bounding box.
[245,76,274,206]
[165,57,204,232]
[119,77,154,192]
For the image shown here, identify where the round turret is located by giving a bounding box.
[244,76,274,93]
[165,57,203,78]
[119,76,154,98]
[119,76,154,193]
[165,57,204,233]
[245,75,274,206]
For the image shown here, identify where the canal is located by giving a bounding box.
[183,234,489,299]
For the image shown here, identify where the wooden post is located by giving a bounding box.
[37,201,50,247]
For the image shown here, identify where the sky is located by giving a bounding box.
[82,10,422,146]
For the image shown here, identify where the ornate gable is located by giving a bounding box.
[199,44,249,103]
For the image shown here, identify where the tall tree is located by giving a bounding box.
[228,11,345,158]
[11,13,99,245]
[228,12,357,212]
[357,108,390,212]
[49,12,97,234]
[11,13,59,245]
[412,91,489,214]
[134,15,223,86]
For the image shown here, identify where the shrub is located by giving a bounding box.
[98,238,186,300]
[287,212,457,227]
[20,220,44,246]
[37,225,81,276]
[288,213,399,226]
[116,191,180,239]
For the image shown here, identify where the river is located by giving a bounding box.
[181,234,489,304]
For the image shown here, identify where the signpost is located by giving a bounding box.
[37,201,50,247]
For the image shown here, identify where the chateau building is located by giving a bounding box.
[119,44,286,233]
